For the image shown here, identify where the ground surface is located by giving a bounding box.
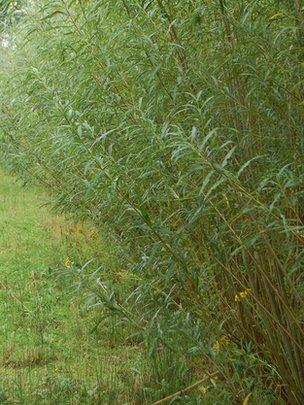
[0,172,140,404]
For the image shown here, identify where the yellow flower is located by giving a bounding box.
[235,288,251,302]
[212,340,220,352]
[198,385,207,395]
[212,335,230,352]
[64,256,73,268]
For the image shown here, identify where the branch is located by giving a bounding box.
[151,372,218,405]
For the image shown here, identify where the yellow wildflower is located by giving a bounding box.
[64,256,73,268]
[212,335,230,352]
[235,288,251,302]
[198,385,207,395]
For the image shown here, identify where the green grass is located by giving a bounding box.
[0,172,143,404]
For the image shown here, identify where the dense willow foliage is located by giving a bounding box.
[1,0,304,403]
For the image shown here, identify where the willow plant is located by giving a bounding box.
[0,0,304,403]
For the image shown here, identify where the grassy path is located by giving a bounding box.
[0,173,140,404]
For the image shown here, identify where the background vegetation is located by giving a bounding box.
[0,0,304,403]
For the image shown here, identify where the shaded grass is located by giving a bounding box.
[0,172,143,403]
